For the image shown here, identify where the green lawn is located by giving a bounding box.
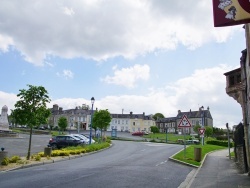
[172,144,227,166]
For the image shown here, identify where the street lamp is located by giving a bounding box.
[89,97,95,145]
[201,106,204,146]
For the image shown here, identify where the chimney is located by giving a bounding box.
[178,110,181,114]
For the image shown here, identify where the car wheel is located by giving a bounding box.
[51,144,57,150]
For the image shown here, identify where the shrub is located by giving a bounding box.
[1,157,9,165]
[34,155,41,161]
[9,155,21,163]
[206,140,233,147]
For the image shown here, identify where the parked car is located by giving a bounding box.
[70,134,94,144]
[132,132,144,136]
[80,134,96,144]
[48,135,82,149]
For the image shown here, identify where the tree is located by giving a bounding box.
[58,116,68,132]
[92,109,112,139]
[150,126,159,133]
[193,125,201,134]
[152,113,164,120]
[205,126,213,137]
[11,85,51,159]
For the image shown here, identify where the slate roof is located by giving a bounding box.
[177,109,212,119]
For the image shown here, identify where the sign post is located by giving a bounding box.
[178,115,192,158]
[198,128,206,146]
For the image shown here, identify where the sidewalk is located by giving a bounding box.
[185,149,250,188]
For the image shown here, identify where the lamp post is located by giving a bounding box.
[201,106,204,146]
[89,97,95,145]
[226,123,231,159]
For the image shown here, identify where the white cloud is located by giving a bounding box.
[1,65,242,128]
[62,7,75,16]
[0,91,18,111]
[56,69,74,80]
[0,0,241,66]
[101,64,150,88]
[0,34,13,52]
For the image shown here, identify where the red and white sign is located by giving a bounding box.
[178,115,192,128]
[212,0,250,27]
[199,128,206,135]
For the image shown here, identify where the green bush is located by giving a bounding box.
[216,135,228,141]
[206,140,233,147]
[9,155,21,163]
[1,157,9,165]
[33,155,41,161]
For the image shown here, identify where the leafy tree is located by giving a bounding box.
[92,109,112,139]
[213,127,224,136]
[150,126,159,133]
[11,85,51,160]
[58,116,68,132]
[205,126,213,137]
[152,113,165,120]
[193,125,201,134]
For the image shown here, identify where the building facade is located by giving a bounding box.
[49,104,155,133]
[155,107,213,134]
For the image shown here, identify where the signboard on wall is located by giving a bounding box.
[212,0,250,27]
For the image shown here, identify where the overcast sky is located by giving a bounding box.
[0,0,246,128]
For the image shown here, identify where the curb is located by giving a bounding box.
[1,143,113,172]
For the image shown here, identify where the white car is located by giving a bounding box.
[71,134,95,144]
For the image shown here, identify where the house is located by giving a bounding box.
[49,104,93,130]
[156,107,213,134]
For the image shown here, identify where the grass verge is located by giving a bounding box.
[172,144,226,166]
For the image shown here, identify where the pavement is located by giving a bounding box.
[178,149,250,188]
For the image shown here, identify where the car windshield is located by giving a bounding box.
[72,134,89,141]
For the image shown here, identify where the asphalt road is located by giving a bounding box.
[0,141,194,188]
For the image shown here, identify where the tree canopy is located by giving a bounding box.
[205,126,213,137]
[92,109,112,136]
[152,113,165,120]
[150,126,159,134]
[11,85,51,159]
[58,116,68,131]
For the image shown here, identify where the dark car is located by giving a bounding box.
[48,135,82,149]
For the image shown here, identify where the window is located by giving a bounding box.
[133,122,135,126]
[229,75,235,86]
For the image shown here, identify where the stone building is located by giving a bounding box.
[224,48,250,173]
[49,104,93,130]
[155,107,213,134]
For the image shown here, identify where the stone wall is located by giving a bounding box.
[235,146,248,173]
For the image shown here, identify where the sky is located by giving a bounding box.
[0,0,247,128]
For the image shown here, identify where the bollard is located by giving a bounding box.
[44,147,52,157]
[0,151,8,163]
[194,147,202,162]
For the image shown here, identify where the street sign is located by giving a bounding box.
[178,115,192,128]
[198,128,205,135]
